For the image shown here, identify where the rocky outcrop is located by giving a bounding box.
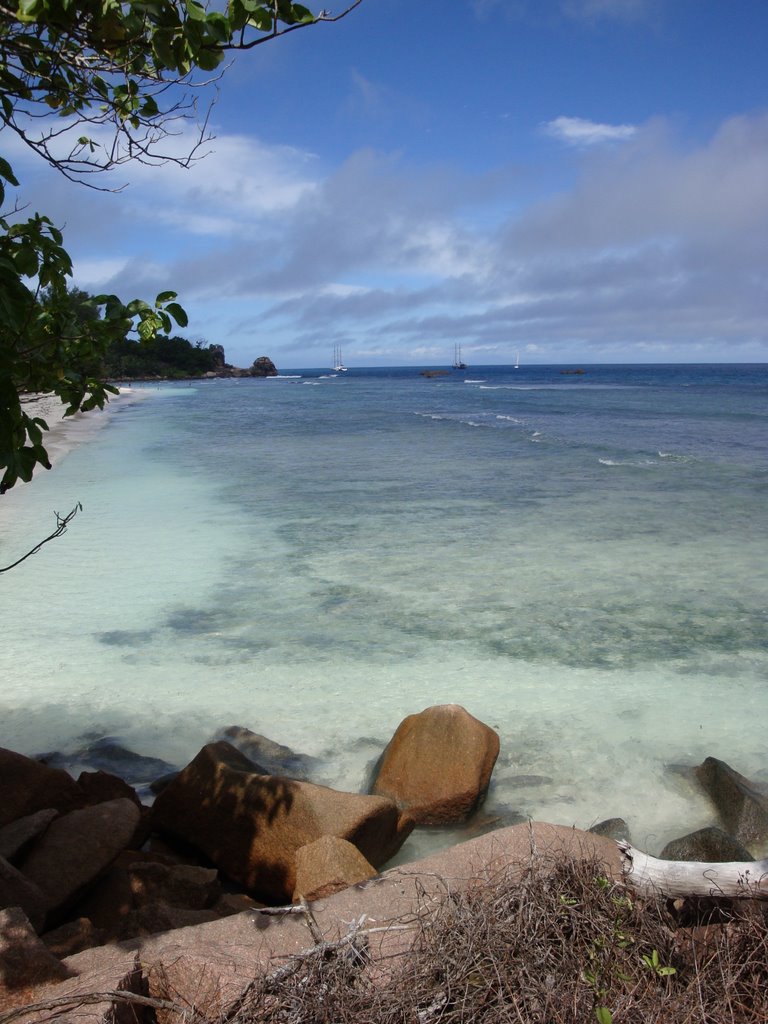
[2,823,622,1022]
[694,757,768,849]
[660,826,754,862]
[370,705,500,825]
[251,356,278,377]
[152,741,413,903]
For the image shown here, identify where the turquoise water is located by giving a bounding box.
[1,364,766,858]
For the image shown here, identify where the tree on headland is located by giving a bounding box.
[0,0,363,493]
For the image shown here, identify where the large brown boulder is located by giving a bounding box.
[694,757,768,849]
[152,741,413,903]
[0,749,86,827]
[20,798,141,920]
[370,704,500,825]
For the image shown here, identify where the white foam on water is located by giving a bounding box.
[599,457,659,467]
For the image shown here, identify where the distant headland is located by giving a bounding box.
[106,336,278,381]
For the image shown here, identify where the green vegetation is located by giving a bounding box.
[0,0,361,492]
[106,333,224,379]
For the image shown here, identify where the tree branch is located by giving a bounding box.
[0,503,83,573]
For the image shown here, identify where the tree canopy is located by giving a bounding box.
[0,0,361,493]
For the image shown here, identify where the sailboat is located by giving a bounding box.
[332,343,348,372]
[515,350,520,369]
[452,343,467,370]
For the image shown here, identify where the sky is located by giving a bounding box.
[7,0,768,368]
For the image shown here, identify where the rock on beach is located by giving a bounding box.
[151,741,413,902]
[370,704,500,825]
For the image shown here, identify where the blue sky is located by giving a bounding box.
[9,0,768,367]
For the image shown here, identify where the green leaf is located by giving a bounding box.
[204,11,231,41]
[185,0,207,21]
[103,295,126,320]
[595,1009,613,1024]
[152,29,177,69]
[155,290,178,304]
[165,302,188,327]
[16,0,44,22]
[248,7,273,31]
[0,158,19,187]
[13,243,39,277]
[137,318,156,341]
[291,4,316,23]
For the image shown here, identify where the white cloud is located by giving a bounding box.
[542,115,639,146]
[9,105,767,365]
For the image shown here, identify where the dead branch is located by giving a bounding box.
[0,503,83,574]
[0,987,207,1024]
[619,841,768,900]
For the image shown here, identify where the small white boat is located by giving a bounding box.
[332,344,348,372]
[515,350,520,369]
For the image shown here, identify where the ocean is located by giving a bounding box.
[1,363,766,860]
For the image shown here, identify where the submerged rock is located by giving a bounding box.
[212,725,320,781]
[36,737,176,786]
[694,757,768,849]
[589,818,631,843]
[660,826,754,863]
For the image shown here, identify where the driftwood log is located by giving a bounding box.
[618,840,768,899]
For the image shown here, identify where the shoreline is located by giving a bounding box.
[3,387,152,508]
